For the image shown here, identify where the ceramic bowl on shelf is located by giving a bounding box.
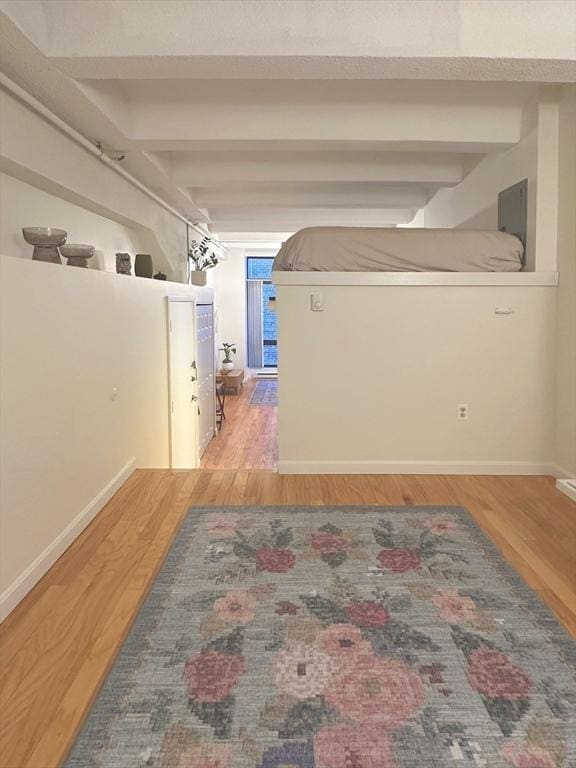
[60,244,95,268]
[22,227,67,263]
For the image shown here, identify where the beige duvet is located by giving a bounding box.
[273,227,524,272]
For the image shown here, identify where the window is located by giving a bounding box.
[246,256,277,369]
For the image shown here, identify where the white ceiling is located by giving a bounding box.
[1,0,575,236]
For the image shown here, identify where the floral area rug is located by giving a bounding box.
[65,506,575,768]
[249,380,278,406]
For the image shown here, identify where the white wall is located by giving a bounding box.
[0,173,148,272]
[419,98,560,272]
[0,256,211,618]
[554,85,576,477]
[213,245,281,373]
[213,248,248,371]
[421,130,539,267]
[276,283,556,473]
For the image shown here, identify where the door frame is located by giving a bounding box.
[167,296,198,470]
[195,301,216,457]
[245,253,278,369]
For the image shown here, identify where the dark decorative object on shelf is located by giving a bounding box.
[116,253,132,275]
[135,253,153,278]
[153,271,167,280]
[22,227,67,263]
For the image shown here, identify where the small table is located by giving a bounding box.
[215,382,225,430]
[216,369,244,395]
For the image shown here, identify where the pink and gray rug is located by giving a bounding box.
[65,506,575,767]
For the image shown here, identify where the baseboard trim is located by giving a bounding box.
[556,478,576,502]
[0,457,137,622]
[278,460,555,476]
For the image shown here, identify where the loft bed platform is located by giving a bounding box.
[272,226,557,286]
[273,272,558,286]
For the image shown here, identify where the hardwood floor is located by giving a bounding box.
[202,377,278,469]
[0,400,574,767]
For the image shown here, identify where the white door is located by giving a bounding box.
[196,303,215,456]
[167,298,198,469]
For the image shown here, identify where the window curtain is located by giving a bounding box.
[246,280,263,368]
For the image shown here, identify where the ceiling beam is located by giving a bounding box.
[191,184,430,209]
[132,140,513,154]
[209,207,417,231]
[171,152,465,186]
[50,56,576,83]
[125,81,527,146]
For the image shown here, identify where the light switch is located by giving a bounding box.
[311,292,324,311]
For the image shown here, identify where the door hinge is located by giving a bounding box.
[169,320,172,333]
[171,400,174,414]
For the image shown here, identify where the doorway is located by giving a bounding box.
[200,251,278,470]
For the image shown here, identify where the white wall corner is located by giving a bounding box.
[0,457,136,622]
[552,461,576,479]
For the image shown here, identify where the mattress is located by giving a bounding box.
[273,227,524,272]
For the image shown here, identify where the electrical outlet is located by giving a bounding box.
[457,404,469,421]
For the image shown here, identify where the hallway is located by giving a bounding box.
[201,377,278,470]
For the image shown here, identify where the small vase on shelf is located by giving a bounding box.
[135,253,153,278]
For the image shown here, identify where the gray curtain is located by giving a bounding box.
[246,280,263,368]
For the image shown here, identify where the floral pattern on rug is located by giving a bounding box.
[65,507,576,768]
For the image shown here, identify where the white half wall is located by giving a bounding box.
[0,256,211,619]
[276,284,556,474]
[554,85,576,478]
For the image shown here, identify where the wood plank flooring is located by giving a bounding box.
[202,377,278,469]
[0,383,574,767]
